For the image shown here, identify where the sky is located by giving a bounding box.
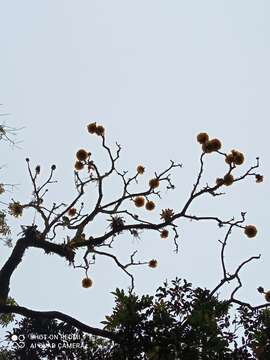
[0,0,270,340]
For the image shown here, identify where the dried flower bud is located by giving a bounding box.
[75,161,84,171]
[160,208,174,222]
[226,150,245,166]
[8,202,23,218]
[76,149,89,161]
[82,277,93,288]
[134,197,145,207]
[145,201,155,211]
[95,125,105,136]
[223,174,234,186]
[256,174,263,183]
[148,259,158,268]
[137,165,145,174]
[233,151,245,165]
[209,138,222,151]
[68,208,76,217]
[202,141,214,153]
[244,225,257,238]
[216,178,224,186]
[87,122,97,134]
[160,229,169,239]
[197,132,209,144]
[149,178,160,189]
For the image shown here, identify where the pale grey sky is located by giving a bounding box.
[0,0,269,333]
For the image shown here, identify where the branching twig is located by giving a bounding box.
[91,249,147,293]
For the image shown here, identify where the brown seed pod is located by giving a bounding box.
[75,161,84,171]
[148,259,158,268]
[209,138,222,151]
[160,229,169,239]
[223,174,234,186]
[233,151,245,165]
[87,122,97,134]
[145,201,155,211]
[76,149,88,161]
[202,140,214,153]
[95,125,105,136]
[244,225,257,238]
[137,165,145,174]
[68,208,76,217]
[82,277,93,288]
[149,178,160,189]
[134,196,145,207]
[197,132,209,144]
[256,174,263,183]
[216,178,224,186]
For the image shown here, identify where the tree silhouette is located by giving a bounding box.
[0,122,269,358]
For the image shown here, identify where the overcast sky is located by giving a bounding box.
[0,0,270,335]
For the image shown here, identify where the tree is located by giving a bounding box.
[0,123,268,358]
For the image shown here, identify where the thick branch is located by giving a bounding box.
[0,304,119,342]
[0,233,74,303]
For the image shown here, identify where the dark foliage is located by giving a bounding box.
[2,278,270,359]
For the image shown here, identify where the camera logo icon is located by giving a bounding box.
[10,334,25,348]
